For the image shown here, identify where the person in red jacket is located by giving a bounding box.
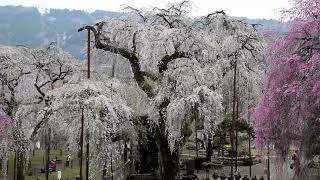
[49,160,57,172]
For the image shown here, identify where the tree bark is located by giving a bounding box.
[155,99,180,180]
[16,148,25,180]
[156,133,180,180]
[13,153,16,180]
[123,141,128,164]
[206,134,212,162]
[230,58,237,176]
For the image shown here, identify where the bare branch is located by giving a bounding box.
[32,49,73,103]
[123,6,147,22]
[207,10,226,18]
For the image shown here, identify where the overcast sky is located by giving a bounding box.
[0,0,292,19]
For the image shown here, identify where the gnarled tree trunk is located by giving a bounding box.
[16,148,25,180]
[156,133,180,180]
[156,99,180,180]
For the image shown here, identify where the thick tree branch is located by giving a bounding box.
[158,51,191,75]
[79,24,155,98]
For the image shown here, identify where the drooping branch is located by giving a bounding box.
[0,62,30,109]
[78,23,155,98]
[30,108,52,140]
[294,32,320,60]
[156,14,175,28]
[239,35,259,62]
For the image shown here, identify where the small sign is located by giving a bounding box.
[57,171,62,180]
[36,141,40,149]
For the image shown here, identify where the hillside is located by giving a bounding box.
[0,5,286,59]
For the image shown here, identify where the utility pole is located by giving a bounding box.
[230,56,237,177]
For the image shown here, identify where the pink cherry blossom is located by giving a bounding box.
[252,0,320,156]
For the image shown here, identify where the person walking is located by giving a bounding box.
[66,154,71,168]
[291,150,305,180]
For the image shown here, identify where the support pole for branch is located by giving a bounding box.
[80,107,84,180]
[13,152,16,180]
[195,104,199,160]
[78,26,91,180]
[267,144,270,180]
[87,29,91,79]
[85,28,91,180]
[111,150,114,180]
[193,103,199,173]
[230,57,237,177]
[195,126,198,160]
[86,128,89,180]
[248,132,252,177]
[235,93,239,172]
[46,128,51,180]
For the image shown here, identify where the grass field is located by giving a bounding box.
[6,149,125,180]
[7,149,82,180]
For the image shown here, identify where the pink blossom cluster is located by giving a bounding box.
[251,0,320,155]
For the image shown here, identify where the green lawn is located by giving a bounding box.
[6,149,125,180]
[7,149,82,180]
[25,167,81,180]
